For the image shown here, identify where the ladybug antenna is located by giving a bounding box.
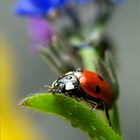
[44,85,53,92]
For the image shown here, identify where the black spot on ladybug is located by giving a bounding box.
[98,75,104,81]
[95,85,101,94]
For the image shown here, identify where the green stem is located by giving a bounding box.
[79,47,99,71]
[111,103,121,134]
[79,46,122,136]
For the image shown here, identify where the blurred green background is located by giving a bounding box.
[0,0,140,140]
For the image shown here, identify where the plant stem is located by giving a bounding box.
[79,46,122,136]
[79,47,99,71]
[111,102,121,134]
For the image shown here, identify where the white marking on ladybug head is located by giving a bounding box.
[74,71,82,78]
[65,71,73,75]
[65,82,75,90]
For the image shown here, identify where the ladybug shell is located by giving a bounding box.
[77,70,112,108]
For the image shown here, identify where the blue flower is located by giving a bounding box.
[13,0,92,17]
[13,0,66,17]
[109,0,124,5]
[102,0,124,5]
[69,0,92,5]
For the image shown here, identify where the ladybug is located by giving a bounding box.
[48,68,112,126]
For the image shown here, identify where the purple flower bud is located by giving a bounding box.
[28,17,54,52]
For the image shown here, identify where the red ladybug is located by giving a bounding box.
[49,68,112,126]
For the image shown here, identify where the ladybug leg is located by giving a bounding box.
[93,103,99,110]
[101,101,112,127]
[90,103,98,111]
[71,95,82,101]
[90,102,101,111]
[82,99,98,111]
[75,96,83,101]
[64,92,69,96]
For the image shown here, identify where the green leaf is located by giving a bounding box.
[20,93,123,140]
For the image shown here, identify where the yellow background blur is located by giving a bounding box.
[0,39,42,140]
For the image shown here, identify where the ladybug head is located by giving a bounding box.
[51,73,80,93]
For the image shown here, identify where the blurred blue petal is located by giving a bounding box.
[110,0,124,5]
[69,0,93,4]
[13,0,66,17]
[13,0,46,16]
[13,0,93,17]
